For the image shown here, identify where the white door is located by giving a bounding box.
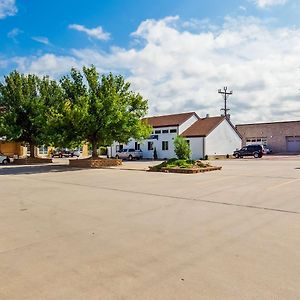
[286,136,300,152]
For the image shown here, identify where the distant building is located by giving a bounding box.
[236,120,300,153]
[110,112,242,159]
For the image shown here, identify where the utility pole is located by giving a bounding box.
[218,86,233,118]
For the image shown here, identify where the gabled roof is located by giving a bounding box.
[181,116,225,137]
[143,112,199,128]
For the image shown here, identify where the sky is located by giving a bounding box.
[1,0,300,124]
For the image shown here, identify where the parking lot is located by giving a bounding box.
[1,157,300,299]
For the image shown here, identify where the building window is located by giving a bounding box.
[116,144,123,152]
[162,141,168,151]
[170,129,177,133]
[162,129,169,133]
[135,142,140,150]
[148,141,154,151]
[38,145,48,155]
[246,137,267,146]
[155,130,161,134]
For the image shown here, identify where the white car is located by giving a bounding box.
[115,149,143,160]
[0,154,10,164]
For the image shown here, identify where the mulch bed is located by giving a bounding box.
[148,166,222,174]
[13,157,53,165]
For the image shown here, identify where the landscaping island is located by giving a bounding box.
[148,158,222,174]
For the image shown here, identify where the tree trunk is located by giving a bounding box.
[29,143,35,158]
[92,141,98,159]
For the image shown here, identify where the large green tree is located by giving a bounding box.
[0,71,61,157]
[59,66,151,158]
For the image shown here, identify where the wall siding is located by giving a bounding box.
[236,121,300,153]
[187,137,204,160]
[206,120,242,155]
[178,115,199,134]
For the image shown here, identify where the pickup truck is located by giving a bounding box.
[115,149,143,160]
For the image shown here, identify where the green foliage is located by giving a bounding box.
[99,146,107,155]
[57,66,151,158]
[173,136,191,160]
[0,71,59,157]
[151,159,210,171]
[0,66,151,159]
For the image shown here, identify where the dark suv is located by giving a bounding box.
[233,145,263,158]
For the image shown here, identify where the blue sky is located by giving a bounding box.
[1,0,300,123]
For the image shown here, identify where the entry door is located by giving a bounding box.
[286,136,300,152]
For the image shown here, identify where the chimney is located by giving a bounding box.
[205,114,210,118]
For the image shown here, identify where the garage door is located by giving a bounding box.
[286,136,300,152]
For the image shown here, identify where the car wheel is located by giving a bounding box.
[254,152,259,158]
[2,159,8,165]
[234,153,239,158]
[128,155,133,161]
[115,155,119,159]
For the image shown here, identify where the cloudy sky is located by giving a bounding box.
[1,0,300,124]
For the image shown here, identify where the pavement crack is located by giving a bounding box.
[16,176,300,216]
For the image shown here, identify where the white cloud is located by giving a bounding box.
[12,16,300,124]
[253,0,288,8]
[14,54,80,78]
[32,36,51,45]
[0,0,17,19]
[69,24,110,41]
[7,28,22,41]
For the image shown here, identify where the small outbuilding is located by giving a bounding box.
[110,112,242,160]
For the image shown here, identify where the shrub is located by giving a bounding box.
[153,147,158,160]
[174,136,191,160]
[99,147,107,155]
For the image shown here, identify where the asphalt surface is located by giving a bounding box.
[1,157,300,299]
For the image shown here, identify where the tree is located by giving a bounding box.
[0,71,60,158]
[59,66,151,158]
[174,136,191,160]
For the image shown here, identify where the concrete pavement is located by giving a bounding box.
[0,158,300,299]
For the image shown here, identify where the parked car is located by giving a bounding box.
[233,145,263,158]
[115,149,143,160]
[51,148,79,158]
[0,153,10,164]
[71,149,81,157]
[262,145,272,154]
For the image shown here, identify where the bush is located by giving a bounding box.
[99,147,107,155]
[173,136,191,160]
[153,147,158,160]
[150,158,210,171]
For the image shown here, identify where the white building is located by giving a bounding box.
[110,112,242,160]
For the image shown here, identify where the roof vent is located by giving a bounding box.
[205,114,210,118]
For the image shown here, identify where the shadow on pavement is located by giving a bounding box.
[0,164,83,176]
